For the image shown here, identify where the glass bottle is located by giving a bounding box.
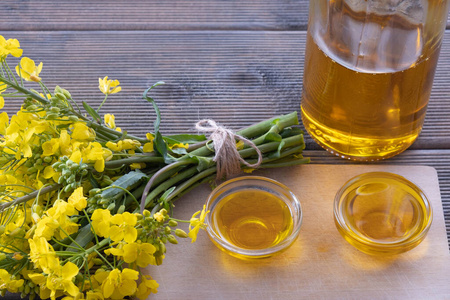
[301,0,450,160]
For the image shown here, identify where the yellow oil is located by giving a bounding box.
[335,174,431,255]
[210,189,293,251]
[301,0,442,160]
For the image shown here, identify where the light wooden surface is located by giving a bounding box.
[150,165,449,300]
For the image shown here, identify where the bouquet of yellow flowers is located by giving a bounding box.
[0,35,308,300]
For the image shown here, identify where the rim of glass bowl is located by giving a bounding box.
[205,176,303,258]
[333,172,433,249]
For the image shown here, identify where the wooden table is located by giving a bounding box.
[1,1,449,298]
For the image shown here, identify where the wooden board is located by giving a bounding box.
[148,165,449,299]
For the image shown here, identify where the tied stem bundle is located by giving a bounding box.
[195,119,263,179]
[0,34,309,300]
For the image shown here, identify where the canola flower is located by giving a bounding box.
[0,35,309,299]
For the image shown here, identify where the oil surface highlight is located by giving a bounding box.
[211,189,293,250]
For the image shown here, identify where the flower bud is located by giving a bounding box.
[155,255,164,266]
[50,107,60,113]
[43,156,53,163]
[117,205,126,214]
[27,167,37,174]
[9,227,25,238]
[56,92,66,101]
[52,161,62,169]
[89,188,101,197]
[93,258,103,265]
[168,220,178,227]
[46,113,58,120]
[0,253,6,261]
[143,210,151,218]
[175,228,188,238]
[26,105,38,111]
[62,89,72,99]
[167,234,178,244]
[68,115,79,122]
[164,226,171,234]
[107,203,115,211]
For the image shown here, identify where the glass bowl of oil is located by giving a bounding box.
[205,176,302,259]
[334,172,432,256]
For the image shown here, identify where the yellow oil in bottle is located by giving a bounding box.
[301,0,442,160]
[210,189,293,251]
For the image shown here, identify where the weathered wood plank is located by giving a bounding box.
[1,30,450,150]
[1,0,449,31]
[1,0,309,31]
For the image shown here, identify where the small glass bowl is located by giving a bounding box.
[205,176,302,259]
[334,172,433,255]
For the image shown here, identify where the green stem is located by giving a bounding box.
[0,184,61,212]
[105,156,164,169]
[0,76,49,104]
[96,94,108,113]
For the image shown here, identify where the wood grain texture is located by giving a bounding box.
[1,0,309,31]
[1,0,449,31]
[1,30,450,150]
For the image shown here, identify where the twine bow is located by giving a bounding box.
[195,119,262,179]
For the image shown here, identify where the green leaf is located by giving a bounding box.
[69,224,94,249]
[160,186,176,203]
[142,81,165,133]
[171,147,188,155]
[164,134,206,144]
[101,170,148,199]
[186,155,214,172]
[82,101,102,123]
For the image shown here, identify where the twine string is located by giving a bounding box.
[195,119,262,179]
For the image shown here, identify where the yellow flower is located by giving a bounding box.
[107,242,156,267]
[35,216,59,240]
[0,35,23,58]
[153,211,164,223]
[108,212,138,243]
[0,83,7,110]
[45,261,80,300]
[83,142,112,172]
[169,142,189,150]
[42,138,60,156]
[43,165,57,180]
[101,268,138,299]
[28,236,58,273]
[68,187,87,211]
[85,289,104,300]
[15,57,43,82]
[188,205,209,243]
[98,76,121,95]
[91,209,112,237]
[135,275,159,299]
[0,111,9,134]
[143,142,154,153]
[0,269,24,293]
[71,122,95,141]
[104,113,116,129]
